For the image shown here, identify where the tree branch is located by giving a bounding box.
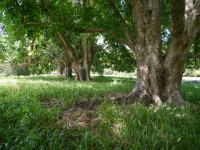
[185,0,200,41]
[105,0,135,52]
[169,0,185,38]
[58,32,75,60]
[76,28,107,33]
[105,0,127,26]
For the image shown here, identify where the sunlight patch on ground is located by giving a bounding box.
[111,79,122,85]
[0,78,17,85]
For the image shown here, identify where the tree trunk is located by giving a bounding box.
[163,56,186,106]
[127,0,163,105]
[82,36,93,81]
[72,61,84,81]
[56,60,64,76]
[127,0,200,106]
[163,38,187,106]
[162,0,200,106]
[64,62,73,79]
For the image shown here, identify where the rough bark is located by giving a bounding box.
[127,0,163,105]
[128,0,200,106]
[162,0,186,105]
[163,0,200,106]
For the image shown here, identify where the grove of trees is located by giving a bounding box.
[0,0,200,106]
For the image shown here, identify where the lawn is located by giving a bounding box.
[0,76,200,149]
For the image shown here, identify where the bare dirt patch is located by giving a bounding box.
[58,108,101,128]
[59,98,102,128]
[72,97,102,110]
[40,96,103,129]
[40,93,129,129]
[107,93,128,103]
[40,96,66,109]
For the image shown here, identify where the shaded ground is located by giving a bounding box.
[40,93,129,129]
[1,76,200,149]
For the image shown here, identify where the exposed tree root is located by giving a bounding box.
[39,89,186,130]
[72,98,102,110]
[166,89,185,107]
[40,96,66,109]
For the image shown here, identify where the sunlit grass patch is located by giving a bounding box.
[0,76,200,149]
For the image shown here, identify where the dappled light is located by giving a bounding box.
[0,0,200,149]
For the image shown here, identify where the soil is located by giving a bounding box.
[40,93,128,129]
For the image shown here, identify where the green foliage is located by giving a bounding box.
[0,34,57,76]
[0,0,137,75]
[92,39,136,74]
[0,0,200,75]
[186,34,200,70]
[92,45,109,75]
[106,43,136,72]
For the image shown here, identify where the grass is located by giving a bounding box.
[0,76,200,149]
